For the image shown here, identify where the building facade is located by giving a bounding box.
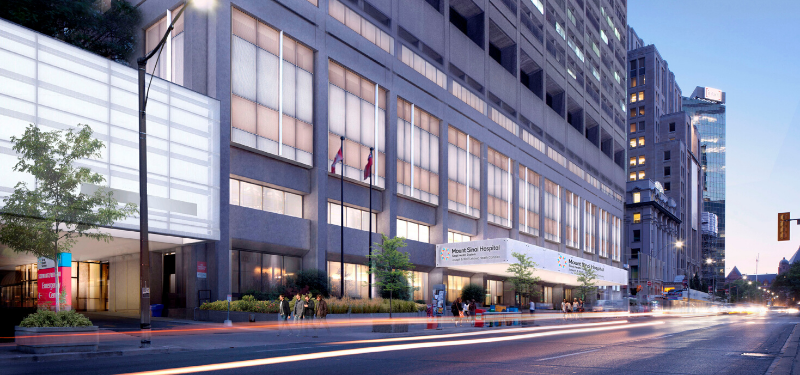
[2,0,630,312]
[682,87,726,287]
[624,27,703,301]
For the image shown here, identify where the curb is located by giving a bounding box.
[766,323,799,375]
[0,346,186,363]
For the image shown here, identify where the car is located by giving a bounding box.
[593,300,625,312]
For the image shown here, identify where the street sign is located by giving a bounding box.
[227,294,232,302]
[647,281,652,286]
[779,212,791,241]
[197,261,207,279]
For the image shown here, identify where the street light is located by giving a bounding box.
[138,0,214,348]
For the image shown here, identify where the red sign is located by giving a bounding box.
[647,281,652,286]
[37,266,72,310]
[197,261,207,279]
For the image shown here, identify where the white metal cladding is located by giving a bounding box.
[0,18,221,241]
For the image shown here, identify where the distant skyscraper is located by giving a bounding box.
[683,88,726,286]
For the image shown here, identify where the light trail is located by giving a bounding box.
[118,320,665,375]
[330,320,629,345]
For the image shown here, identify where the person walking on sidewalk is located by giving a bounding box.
[315,295,330,333]
[573,298,580,319]
[293,293,305,336]
[278,294,291,336]
[303,295,316,334]
[451,298,463,327]
[469,300,477,326]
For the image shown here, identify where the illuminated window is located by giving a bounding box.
[328,202,377,232]
[639,107,645,116]
[633,212,641,224]
[519,165,541,237]
[630,139,636,148]
[448,126,481,217]
[632,192,641,203]
[565,190,580,249]
[328,0,393,54]
[630,123,636,133]
[612,216,621,261]
[397,98,440,205]
[638,137,645,146]
[397,219,430,243]
[629,157,636,166]
[599,209,610,257]
[146,5,185,85]
[629,93,637,103]
[231,179,303,218]
[327,261,369,299]
[487,148,512,227]
[544,179,561,242]
[448,231,471,243]
[638,171,645,180]
[637,91,644,101]
[629,172,636,181]
[630,108,636,118]
[631,76,637,87]
[447,275,470,303]
[638,156,646,165]
[584,201,596,253]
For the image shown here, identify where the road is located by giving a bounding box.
[6,313,797,375]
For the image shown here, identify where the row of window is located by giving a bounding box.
[630,106,645,118]
[230,178,303,218]
[629,171,645,181]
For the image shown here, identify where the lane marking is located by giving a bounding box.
[254,346,318,353]
[119,321,665,375]
[537,349,601,361]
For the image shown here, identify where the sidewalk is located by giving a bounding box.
[767,323,800,375]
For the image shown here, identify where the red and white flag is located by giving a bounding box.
[331,146,343,173]
[363,150,373,180]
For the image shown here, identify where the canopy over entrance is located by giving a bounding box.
[436,239,627,287]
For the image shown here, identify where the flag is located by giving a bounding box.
[363,151,373,180]
[331,146,343,173]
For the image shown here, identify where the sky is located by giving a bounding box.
[627,0,800,277]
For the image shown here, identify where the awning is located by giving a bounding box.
[435,238,628,287]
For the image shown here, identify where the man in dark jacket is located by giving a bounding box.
[292,293,304,336]
[277,294,291,336]
[303,295,315,335]
[316,295,330,333]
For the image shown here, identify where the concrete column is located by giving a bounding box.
[477,142,489,239]
[433,117,449,245]
[510,160,520,241]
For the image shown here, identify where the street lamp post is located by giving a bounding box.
[137,0,213,348]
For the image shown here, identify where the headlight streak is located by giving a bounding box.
[118,321,666,375]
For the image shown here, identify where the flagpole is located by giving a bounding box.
[340,135,345,299]
[368,147,373,299]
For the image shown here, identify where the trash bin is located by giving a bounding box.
[150,304,164,317]
[474,309,485,328]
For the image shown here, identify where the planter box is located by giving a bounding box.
[15,326,99,354]
[194,309,425,323]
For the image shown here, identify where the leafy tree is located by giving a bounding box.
[368,235,415,318]
[771,262,800,304]
[461,283,486,304]
[690,273,701,290]
[0,0,141,63]
[380,274,411,301]
[506,252,541,306]
[289,269,330,298]
[0,124,138,311]
[575,263,599,302]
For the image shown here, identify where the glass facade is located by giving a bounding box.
[487,148,512,227]
[519,165,541,237]
[447,126,481,217]
[230,250,301,294]
[683,95,726,284]
[397,98,440,205]
[327,261,370,299]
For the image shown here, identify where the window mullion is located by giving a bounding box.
[278,31,284,155]
[410,103,415,198]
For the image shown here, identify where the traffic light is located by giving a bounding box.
[779,212,791,241]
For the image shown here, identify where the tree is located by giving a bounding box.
[771,262,800,304]
[506,252,541,306]
[289,269,330,298]
[575,263,599,302]
[0,0,141,63]
[368,235,415,318]
[461,283,486,304]
[690,273,701,290]
[380,274,411,301]
[0,124,137,311]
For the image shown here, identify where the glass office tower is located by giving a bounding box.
[683,87,726,287]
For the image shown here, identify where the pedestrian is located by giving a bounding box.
[292,293,304,336]
[315,295,330,333]
[562,299,567,320]
[529,299,535,315]
[573,298,580,319]
[451,298,462,327]
[469,300,477,326]
[278,294,291,336]
[579,298,585,314]
[303,295,316,334]
[463,299,470,320]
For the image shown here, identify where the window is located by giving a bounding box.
[638,121,645,132]
[629,92,637,103]
[630,108,636,118]
[638,107,645,116]
[632,229,641,242]
[397,98,441,205]
[631,248,640,259]
[630,123,636,133]
[146,5,185,85]
[612,216,621,261]
[664,151,671,160]
[397,219,430,243]
[328,202,377,232]
[451,80,487,115]
[638,171,645,180]
[629,157,636,167]
[485,279,504,305]
[487,148,512,227]
[599,209,609,257]
[584,201,596,253]
[664,182,671,191]
[447,275,470,303]
[544,179,561,242]
[230,250,301,294]
[638,155,645,165]
[230,179,303,218]
[669,122,676,132]
[489,107,519,136]
[637,91,644,101]
[664,166,671,176]
[565,191,580,249]
[448,231,471,243]
[519,165,541,236]
[629,172,636,181]
[327,261,369,298]
[638,137,645,146]
[632,192,641,203]
[328,0,394,54]
[633,212,641,223]
[328,61,387,186]
[631,265,638,279]
[231,10,314,166]
[408,270,429,301]
[631,76,637,87]
[399,45,447,89]
[629,139,636,148]
[448,126,481,217]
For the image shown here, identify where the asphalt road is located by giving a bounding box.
[7,314,798,375]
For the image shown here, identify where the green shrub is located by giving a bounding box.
[380,274,412,301]
[461,283,486,303]
[200,295,426,314]
[19,310,93,328]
